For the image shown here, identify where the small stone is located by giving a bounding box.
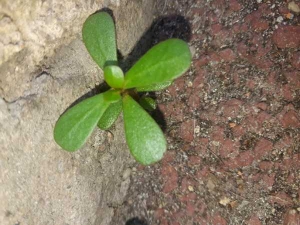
[188,185,194,192]
[288,1,300,13]
[286,13,294,20]
[212,141,220,147]
[219,196,231,206]
[189,45,196,57]
[107,131,114,143]
[229,200,238,209]
[194,125,200,134]
[257,0,262,3]
[276,16,284,23]
[229,122,236,128]
[283,209,300,225]
[207,179,216,191]
[122,168,131,180]
[272,208,276,214]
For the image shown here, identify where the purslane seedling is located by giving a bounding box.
[54,12,191,165]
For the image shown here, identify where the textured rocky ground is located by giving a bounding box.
[1,0,299,224]
[114,0,300,224]
[0,1,155,225]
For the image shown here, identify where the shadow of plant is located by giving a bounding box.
[125,217,148,225]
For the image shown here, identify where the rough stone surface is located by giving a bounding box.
[0,0,155,225]
[272,25,300,49]
[0,0,154,102]
[111,0,300,224]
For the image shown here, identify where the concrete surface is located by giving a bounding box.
[0,0,155,224]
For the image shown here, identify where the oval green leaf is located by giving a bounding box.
[139,96,157,111]
[104,65,124,89]
[122,95,166,165]
[123,39,191,89]
[103,89,121,102]
[98,99,122,130]
[82,12,117,69]
[136,81,172,92]
[54,90,121,151]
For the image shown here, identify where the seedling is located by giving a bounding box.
[54,12,191,165]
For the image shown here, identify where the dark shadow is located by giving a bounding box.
[62,10,191,130]
[152,104,167,132]
[138,92,168,132]
[119,14,191,128]
[119,15,192,72]
[125,217,148,225]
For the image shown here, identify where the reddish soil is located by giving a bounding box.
[113,0,300,224]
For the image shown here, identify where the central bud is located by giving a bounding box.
[104,65,124,89]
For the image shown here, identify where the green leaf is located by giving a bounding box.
[103,89,121,102]
[122,95,166,165]
[136,81,172,92]
[123,39,191,89]
[139,97,157,111]
[104,65,124,89]
[82,12,117,69]
[98,99,122,130]
[54,90,121,151]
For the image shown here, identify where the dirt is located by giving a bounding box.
[112,0,300,224]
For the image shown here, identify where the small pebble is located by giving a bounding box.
[189,45,196,57]
[212,141,220,147]
[219,196,231,206]
[229,122,236,128]
[286,13,294,20]
[122,168,131,180]
[257,0,262,3]
[207,179,216,191]
[107,131,114,143]
[288,1,300,13]
[272,208,276,214]
[188,186,194,192]
[276,16,283,23]
[194,125,200,134]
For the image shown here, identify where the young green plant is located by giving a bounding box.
[54,12,191,165]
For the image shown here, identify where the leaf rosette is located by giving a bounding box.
[54,12,191,165]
